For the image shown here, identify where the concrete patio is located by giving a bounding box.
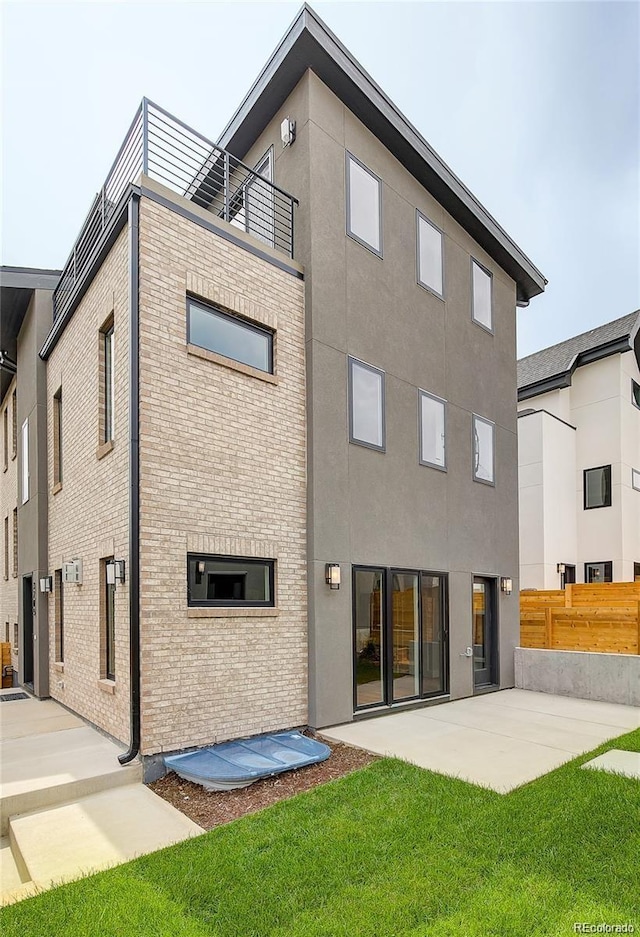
[0,689,203,905]
[321,688,640,793]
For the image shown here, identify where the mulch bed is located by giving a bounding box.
[149,737,377,831]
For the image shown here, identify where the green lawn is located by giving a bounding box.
[2,729,639,937]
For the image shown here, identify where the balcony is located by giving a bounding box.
[53,99,298,322]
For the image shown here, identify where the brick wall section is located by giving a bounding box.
[138,197,307,754]
[46,227,130,742]
[0,378,19,673]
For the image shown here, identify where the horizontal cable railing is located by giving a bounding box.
[53,99,298,321]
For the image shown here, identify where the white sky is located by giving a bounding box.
[1,0,638,356]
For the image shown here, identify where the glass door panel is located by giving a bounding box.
[391,572,419,701]
[421,574,445,696]
[473,577,494,687]
[354,569,384,707]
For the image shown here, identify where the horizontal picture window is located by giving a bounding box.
[188,298,273,374]
[349,357,385,451]
[419,390,446,470]
[417,212,443,298]
[187,554,275,607]
[473,414,495,485]
[585,561,612,583]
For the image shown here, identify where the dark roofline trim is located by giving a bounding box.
[517,408,577,431]
[217,3,546,303]
[518,335,633,401]
[0,267,61,290]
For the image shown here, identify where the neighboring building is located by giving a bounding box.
[517,311,640,589]
[1,6,545,772]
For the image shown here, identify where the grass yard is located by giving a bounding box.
[2,728,639,937]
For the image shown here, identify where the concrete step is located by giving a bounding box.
[0,726,141,834]
[7,784,203,895]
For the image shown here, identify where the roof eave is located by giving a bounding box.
[217,4,546,303]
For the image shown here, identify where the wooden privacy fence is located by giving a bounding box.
[520,583,640,655]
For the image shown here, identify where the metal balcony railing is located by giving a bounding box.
[53,99,298,321]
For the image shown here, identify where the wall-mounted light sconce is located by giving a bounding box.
[280,116,296,148]
[106,560,126,586]
[39,576,52,593]
[197,561,206,574]
[325,563,341,590]
[500,577,513,595]
[556,563,565,575]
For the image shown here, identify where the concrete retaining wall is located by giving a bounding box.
[515,646,640,707]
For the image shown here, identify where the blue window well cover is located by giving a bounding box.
[164,731,331,791]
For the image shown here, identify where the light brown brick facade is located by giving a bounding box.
[0,378,19,674]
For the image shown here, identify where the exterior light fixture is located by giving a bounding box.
[325,563,341,590]
[197,561,206,575]
[500,577,513,595]
[557,563,565,575]
[280,117,296,148]
[39,576,52,593]
[106,560,126,586]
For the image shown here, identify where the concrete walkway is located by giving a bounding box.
[0,690,203,905]
[321,689,640,793]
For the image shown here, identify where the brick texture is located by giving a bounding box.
[0,379,19,672]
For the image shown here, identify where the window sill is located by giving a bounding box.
[96,439,114,461]
[54,661,64,673]
[98,678,116,694]
[187,607,280,619]
[186,344,278,385]
[52,481,63,495]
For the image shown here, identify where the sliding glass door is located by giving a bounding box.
[354,567,448,711]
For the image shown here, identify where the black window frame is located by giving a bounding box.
[345,151,383,258]
[632,379,640,410]
[583,464,612,510]
[416,210,445,300]
[348,356,386,452]
[187,553,275,608]
[584,561,613,583]
[187,297,274,375]
[470,257,494,334]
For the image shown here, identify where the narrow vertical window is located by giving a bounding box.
[416,212,444,298]
[103,325,115,443]
[348,357,385,451]
[583,465,612,509]
[12,508,17,577]
[632,468,640,492]
[55,569,64,663]
[419,391,447,470]
[346,153,382,256]
[473,414,495,485]
[471,259,493,332]
[11,389,17,459]
[21,419,29,503]
[101,557,116,680]
[632,379,640,410]
[3,516,8,580]
[2,408,7,471]
[53,388,63,488]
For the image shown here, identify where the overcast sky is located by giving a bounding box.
[2,1,638,357]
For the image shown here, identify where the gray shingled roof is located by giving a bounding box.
[518,311,639,389]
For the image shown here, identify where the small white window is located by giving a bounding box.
[632,468,640,492]
[346,154,382,256]
[419,391,446,470]
[471,259,493,332]
[473,414,495,485]
[349,357,385,451]
[417,212,444,298]
[21,419,29,504]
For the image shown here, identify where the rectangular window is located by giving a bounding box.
[585,561,612,583]
[633,468,640,492]
[2,407,7,471]
[584,465,612,509]
[634,562,640,582]
[632,379,640,409]
[101,557,116,680]
[12,508,17,577]
[21,419,29,504]
[3,516,8,580]
[55,569,64,663]
[349,357,385,451]
[187,554,275,608]
[419,390,446,470]
[188,299,274,374]
[13,623,18,650]
[11,389,17,459]
[53,388,62,487]
[346,153,382,256]
[103,324,115,443]
[473,414,495,485]
[416,211,444,298]
[471,259,493,332]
